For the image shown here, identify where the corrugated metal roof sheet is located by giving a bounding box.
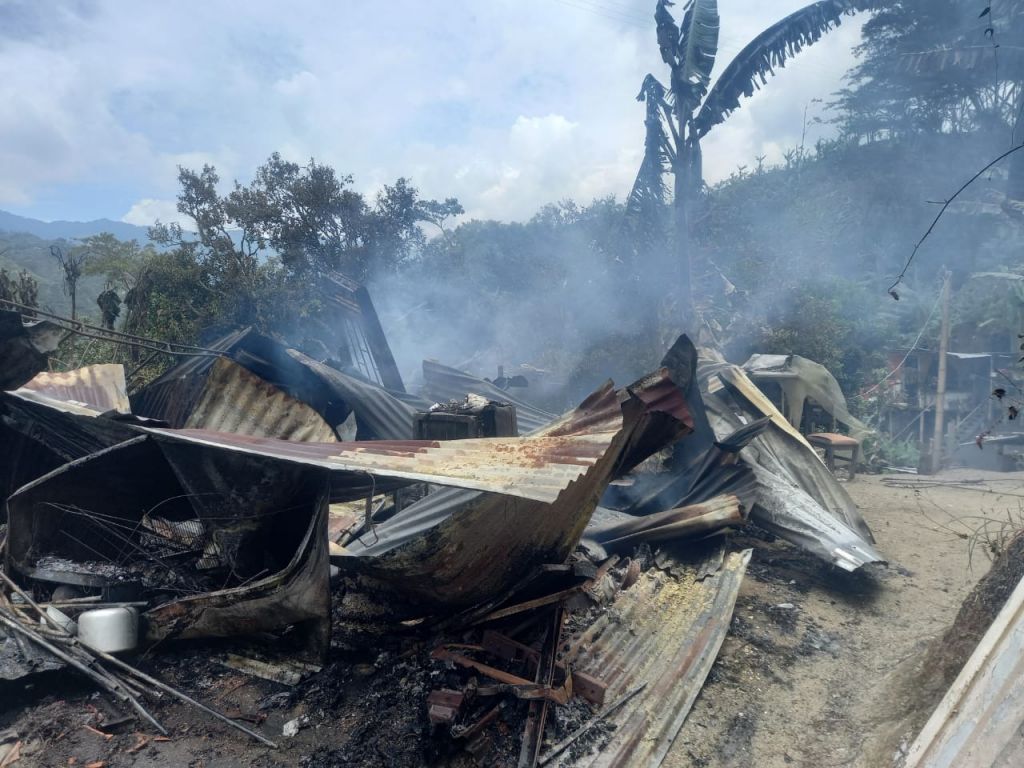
[334,371,693,608]
[561,549,751,767]
[131,329,423,440]
[421,360,557,434]
[130,327,253,426]
[699,359,884,572]
[285,349,422,440]
[185,357,337,442]
[342,368,694,555]
[905,571,1024,768]
[17,364,130,414]
[148,428,615,504]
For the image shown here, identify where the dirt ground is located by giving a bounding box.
[2,468,1021,768]
[674,468,1024,768]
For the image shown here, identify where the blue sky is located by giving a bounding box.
[0,0,865,225]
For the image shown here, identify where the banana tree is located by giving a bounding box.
[627,0,874,320]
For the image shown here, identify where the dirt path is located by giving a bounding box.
[674,469,1024,768]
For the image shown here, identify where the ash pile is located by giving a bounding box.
[0,298,884,768]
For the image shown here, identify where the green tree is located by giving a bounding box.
[155,153,463,287]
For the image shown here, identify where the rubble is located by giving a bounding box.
[0,301,898,766]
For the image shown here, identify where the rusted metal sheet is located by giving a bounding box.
[0,309,63,391]
[147,428,616,504]
[422,359,557,434]
[184,357,337,441]
[16,364,130,414]
[905,571,1024,768]
[560,550,751,767]
[130,328,251,427]
[337,371,693,609]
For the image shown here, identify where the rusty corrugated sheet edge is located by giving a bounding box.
[336,373,692,608]
[129,327,255,426]
[335,407,630,608]
[340,369,693,558]
[905,571,1024,768]
[16,364,130,414]
[145,428,616,504]
[566,549,752,767]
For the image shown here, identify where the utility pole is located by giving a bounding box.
[925,270,952,474]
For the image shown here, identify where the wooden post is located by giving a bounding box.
[930,271,952,472]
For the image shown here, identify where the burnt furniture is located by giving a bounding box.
[806,432,859,480]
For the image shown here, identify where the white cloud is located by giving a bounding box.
[0,0,866,221]
[121,198,188,228]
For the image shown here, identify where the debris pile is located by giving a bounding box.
[0,299,888,766]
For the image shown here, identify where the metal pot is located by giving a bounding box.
[77,607,138,653]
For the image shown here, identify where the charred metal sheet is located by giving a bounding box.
[700,360,883,570]
[600,336,760,518]
[131,328,424,440]
[185,357,337,441]
[337,372,693,609]
[0,379,140,509]
[5,435,331,651]
[422,359,557,434]
[905,572,1024,768]
[713,365,874,541]
[561,550,751,767]
[15,364,130,414]
[585,493,744,551]
[0,309,63,391]
[1,622,64,681]
[285,349,422,440]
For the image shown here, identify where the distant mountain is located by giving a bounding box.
[0,209,152,242]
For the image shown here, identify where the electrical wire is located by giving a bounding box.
[888,142,1024,297]
[552,0,649,28]
[0,297,224,358]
